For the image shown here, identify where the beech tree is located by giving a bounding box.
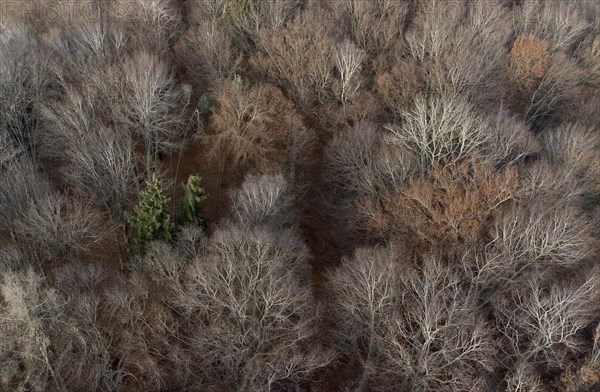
[506,34,583,126]
[253,4,336,113]
[209,77,314,173]
[360,160,520,251]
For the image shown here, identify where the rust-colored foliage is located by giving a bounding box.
[561,364,600,392]
[209,79,314,174]
[360,161,520,253]
[508,34,551,93]
[375,60,423,118]
[252,5,336,113]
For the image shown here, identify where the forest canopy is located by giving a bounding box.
[0,0,599,391]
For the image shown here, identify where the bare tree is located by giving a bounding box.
[523,52,583,127]
[14,192,105,264]
[65,132,136,223]
[53,262,126,391]
[184,0,228,24]
[37,85,99,164]
[336,0,409,58]
[326,122,414,199]
[328,246,397,391]
[538,122,600,199]
[0,22,47,162]
[576,21,600,87]
[175,19,240,87]
[230,174,294,230]
[0,269,65,391]
[496,274,599,382]
[176,224,331,390]
[37,65,126,171]
[334,39,365,109]
[0,157,52,244]
[324,122,415,248]
[174,225,207,260]
[384,97,492,169]
[0,132,22,169]
[520,158,592,206]
[135,241,188,306]
[504,363,545,392]
[102,270,180,390]
[324,122,380,197]
[329,249,496,391]
[512,0,592,53]
[405,0,511,103]
[0,245,27,273]
[121,51,188,178]
[164,178,332,389]
[222,0,302,47]
[111,0,184,55]
[62,133,138,265]
[43,19,126,84]
[242,0,303,32]
[487,107,541,168]
[488,202,593,271]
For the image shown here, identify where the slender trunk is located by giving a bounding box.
[356,330,375,392]
[289,132,299,185]
[146,134,157,180]
[237,355,256,392]
[116,227,124,271]
[128,137,142,196]
[215,156,227,218]
[42,340,66,391]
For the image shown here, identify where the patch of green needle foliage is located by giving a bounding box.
[126,175,174,255]
[180,175,208,227]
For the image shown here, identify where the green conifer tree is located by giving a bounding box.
[180,175,208,227]
[126,175,173,255]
